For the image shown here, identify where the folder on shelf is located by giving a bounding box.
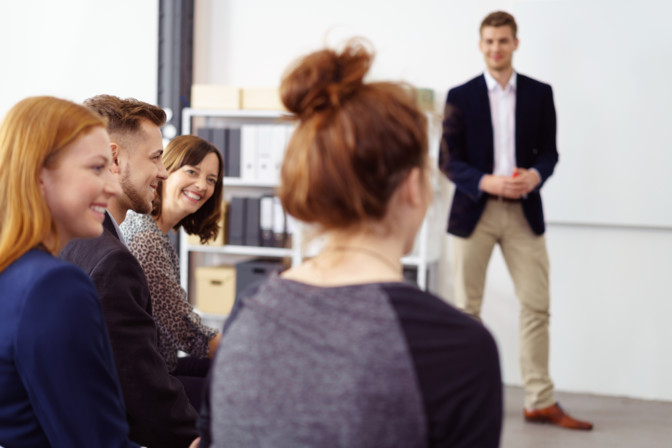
[227,127,241,178]
[245,197,261,246]
[227,196,246,246]
[197,126,213,144]
[241,125,258,181]
[211,127,228,176]
[270,125,288,183]
[272,196,287,248]
[259,196,275,247]
[256,125,274,182]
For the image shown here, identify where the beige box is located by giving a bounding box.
[191,84,241,110]
[240,87,284,111]
[195,265,236,315]
[186,201,228,246]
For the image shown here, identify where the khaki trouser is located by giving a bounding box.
[451,199,555,410]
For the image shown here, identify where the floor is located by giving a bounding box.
[502,386,672,447]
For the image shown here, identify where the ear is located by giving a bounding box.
[513,37,519,51]
[401,167,424,208]
[109,142,122,174]
[39,166,48,196]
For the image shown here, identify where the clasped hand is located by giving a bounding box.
[481,168,540,199]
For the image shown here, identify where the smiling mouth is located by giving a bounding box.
[183,191,202,201]
[91,205,106,214]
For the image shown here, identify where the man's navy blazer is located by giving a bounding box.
[60,214,199,448]
[439,73,558,237]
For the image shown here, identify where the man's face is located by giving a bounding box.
[116,120,168,214]
[479,25,518,72]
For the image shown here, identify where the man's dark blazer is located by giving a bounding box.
[60,213,198,448]
[439,73,559,237]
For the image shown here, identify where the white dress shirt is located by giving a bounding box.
[484,69,517,177]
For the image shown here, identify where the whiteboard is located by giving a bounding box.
[512,0,672,228]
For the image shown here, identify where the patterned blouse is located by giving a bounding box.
[120,211,219,372]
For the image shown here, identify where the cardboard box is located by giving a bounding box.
[240,87,284,111]
[195,265,236,315]
[186,201,228,246]
[191,84,241,110]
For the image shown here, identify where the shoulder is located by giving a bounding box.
[448,74,485,98]
[120,211,158,242]
[381,282,497,354]
[517,73,553,93]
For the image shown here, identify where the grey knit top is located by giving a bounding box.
[205,276,502,448]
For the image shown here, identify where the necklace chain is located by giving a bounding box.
[325,245,402,273]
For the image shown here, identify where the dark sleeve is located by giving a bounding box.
[90,249,199,448]
[439,88,488,201]
[531,84,558,189]
[385,285,503,448]
[16,265,138,447]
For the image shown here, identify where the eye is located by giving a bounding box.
[185,169,196,175]
[91,164,105,173]
[207,177,217,185]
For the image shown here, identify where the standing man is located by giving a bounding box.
[440,11,593,430]
[60,95,200,447]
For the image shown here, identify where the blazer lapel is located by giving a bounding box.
[476,75,495,171]
[515,74,529,163]
[103,212,121,241]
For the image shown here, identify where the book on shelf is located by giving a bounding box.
[194,124,293,183]
[227,196,247,246]
[224,195,290,249]
[227,127,241,177]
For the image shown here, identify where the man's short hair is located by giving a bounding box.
[84,94,166,138]
[480,11,517,39]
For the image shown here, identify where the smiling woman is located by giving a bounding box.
[0,96,137,447]
[120,134,224,411]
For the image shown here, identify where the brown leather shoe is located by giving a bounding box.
[524,402,594,430]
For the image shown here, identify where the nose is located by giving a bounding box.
[194,175,208,191]
[157,160,169,181]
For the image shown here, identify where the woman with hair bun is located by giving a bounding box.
[204,40,503,448]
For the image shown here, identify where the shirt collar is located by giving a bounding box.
[106,209,128,247]
[484,69,517,92]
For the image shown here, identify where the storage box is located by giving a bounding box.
[240,87,284,111]
[235,258,287,296]
[191,84,241,110]
[195,265,236,315]
[186,201,228,246]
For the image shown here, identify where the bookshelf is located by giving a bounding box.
[178,108,441,296]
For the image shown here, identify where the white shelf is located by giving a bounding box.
[223,178,279,188]
[179,108,441,292]
[185,244,293,258]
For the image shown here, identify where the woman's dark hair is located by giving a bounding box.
[152,135,224,243]
[278,38,428,231]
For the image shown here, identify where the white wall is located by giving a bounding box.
[195,0,672,401]
[0,0,158,120]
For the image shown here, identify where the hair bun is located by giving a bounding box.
[281,38,373,118]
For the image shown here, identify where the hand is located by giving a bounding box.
[480,174,527,199]
[189,437,201,448]
[480,169,540,199]
[208,333,222,358]
[513,168,541,195]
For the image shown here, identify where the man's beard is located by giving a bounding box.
[120,169,152,215]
